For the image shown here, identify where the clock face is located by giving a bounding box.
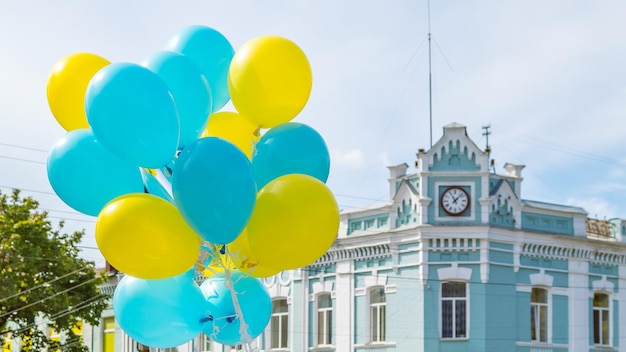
[441,186,470,215]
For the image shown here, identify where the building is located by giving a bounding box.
[256,122,626,352]
[84,122,626,352]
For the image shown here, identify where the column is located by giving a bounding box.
[568,259,589,352]
[335,260,353,352]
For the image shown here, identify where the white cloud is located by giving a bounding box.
[566,197,618,219]
[378,152,392,168]
[331,149,365,169]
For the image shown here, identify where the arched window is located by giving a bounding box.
[271,298,289,349]
[593,292,610,346]
[316,293,333,346]
[441,281,467,338]
[531,287,549,343]
[369,287,386,343]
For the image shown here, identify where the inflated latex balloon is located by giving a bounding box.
[143,51,212,148]
[172,137,256,245]
[85,62,179,168]
[228,35,312,128]
[247,174,339,270]
[200,271,271,345]
[140,168,174,204]
[166,25,234,112]
[96,193,201,279]
[227,230,280,278]
[47,129,144,216]
[202,111,260,159]
[201,248,236,278]
[46,52,110,131]
[252,122,330,189]
[114,273,209,348]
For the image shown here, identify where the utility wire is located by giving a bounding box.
[0,142,48,153]
[1,294,108,337]
[0,267,89,303]
[0,277,101,320]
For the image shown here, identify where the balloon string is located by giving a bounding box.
[203,243,258,351]
[222,247,255,351]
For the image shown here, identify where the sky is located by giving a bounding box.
[2,1,626,266]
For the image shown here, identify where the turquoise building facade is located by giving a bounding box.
[254,122,626,352]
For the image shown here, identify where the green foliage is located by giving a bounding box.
[0,190,108,351]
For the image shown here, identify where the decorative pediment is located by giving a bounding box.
[391,180,419,228]
[488,178,522,228]
[419,122,489,173]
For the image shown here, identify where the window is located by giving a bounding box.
[531,288,548,343]
[593,293,610,346]
[103,317,115,352]
[136,343,151,352]
[316,293,333,346]
[49,327,61,351]
[2,333,11,352]
[441,282,467,338]
[369,287,386,343]
[198,333,211,351]
[271,299,288,349]
[68,320,83,348]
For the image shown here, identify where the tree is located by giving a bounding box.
[0,189,108,351]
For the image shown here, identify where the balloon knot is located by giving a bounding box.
[200,315,213,323]
[226,314,238,323]
[220,245,226,255]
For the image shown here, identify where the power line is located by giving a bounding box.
[0,294,108,337]
[0,142,48,153]
[0,277,101,320]
[0,267,90,303]
[0,155,45,165]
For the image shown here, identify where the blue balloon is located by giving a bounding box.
[172,137,256,244]
[165,25,234,112]
[143,51,212,148]
[200,271,271,345]
[252,122,330,189]
[85,62,180,168]
[47,129,144,216]
[113,273,209,348]
[140,169,174,203]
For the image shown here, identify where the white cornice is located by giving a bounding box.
[316,225,626,267]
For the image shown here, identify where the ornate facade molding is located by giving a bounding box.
[521,242,626,265]
[310,243,391,267]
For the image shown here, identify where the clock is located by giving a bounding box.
[441,186,470,216]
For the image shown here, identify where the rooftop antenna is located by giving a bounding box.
[482,124,495,173]
[428,0,433,148]
[482,124,491,150]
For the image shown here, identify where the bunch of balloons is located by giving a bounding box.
[45,25,339,349]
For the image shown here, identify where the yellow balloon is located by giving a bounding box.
[228,36,312,128]
[227,230,281,278]
[247,174,339,270]
[202,111,260,158]
[201,251,236,277]
[46,52,110,131]
[96,193,201,279]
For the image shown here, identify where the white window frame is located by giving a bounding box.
[367,286,386,343]
[530,286,551,343]
[270,298,289,349]
[593,291,612,347]
[315,293,333,347]
[440,281,469,339]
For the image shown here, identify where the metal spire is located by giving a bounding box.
[428,0,433,148]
